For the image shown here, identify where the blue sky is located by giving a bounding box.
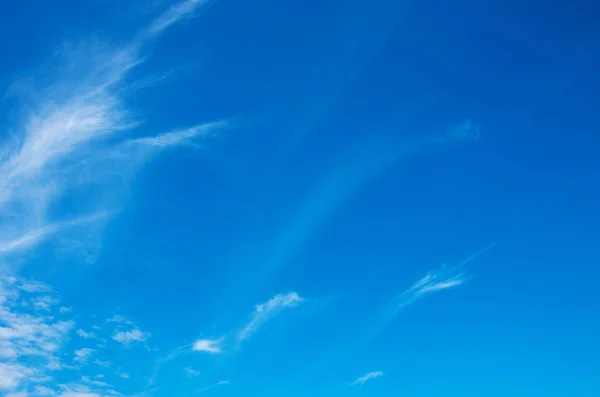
[1,0,599,396]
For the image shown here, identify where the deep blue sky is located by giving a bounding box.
[1,1,599,396]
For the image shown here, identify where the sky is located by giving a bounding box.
[0,0,599,396]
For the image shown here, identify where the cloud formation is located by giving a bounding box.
[192,338,223,354]
[0,275,72,391]
[0,0,223,264]
[144,0,213,38]
[0,1,217,395]
[75,329,98,340]
[373,243,496,338]
[351,371,384,386]
[238,292,304,341]
[195,379,230,393]
[108,315,150,348]
[73,348,95,365]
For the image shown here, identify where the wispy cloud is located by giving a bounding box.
[238,292,304,341]
[184,367,200,377]
[0,0,222,263]
[0,1,217,394]
[108,315,150,348]
[127,121,228,148]
[144,0,213,38]
[156,292,305,384]
[81,375,112,389]
[351,371,383,386]
[73,348,95,365]
[113,328,151,346]
[75,329,97,340]
[192,338,223,354]
[373,243,496,338]
[33,385,57,396]
[93,359,111,368]
[194,379,230,393]
[0,212,111,256]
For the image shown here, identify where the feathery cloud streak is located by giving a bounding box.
[144,0,214,38]
[187,292,304,358]
[238,292,304,341]
[351,371,383,386]
[0,0,222,262]
[373,243,496,338]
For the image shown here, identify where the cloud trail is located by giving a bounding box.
[238,292,304,341]
[351,371,383,386]
[194,379,230,394]
[144,0,214,38]
[373,243,496,338]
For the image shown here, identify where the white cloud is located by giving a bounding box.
[195,379,230,393]
[59,393,101,397]
[0,274,140,395]
[128,121,228,148]
[0,275,74,384]
[184,367,200,377]
[0,0,222,394]
[351,371,383,386]
[75,329,97,340]
[80,376,111,389]
[0,362,33,390]
[373,244,496,338]
[0,0,223,262]
[107,315,151,348]
[92,360,110,368]
[145,0,212,37]
[18,282,52,293]
[112,328,150,347]
[396,265,467,306]
[6,392,29,397]
[391,243,496,312]
[238,292,304,341]
[31,376,53,383]
[191,338,222,354]
[31,296,59,312]
[106,315,133,325]
[55,383,102,397]
[73,348,94,365]
[34,385,57,395]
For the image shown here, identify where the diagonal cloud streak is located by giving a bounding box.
[144,0,214,38]
[0,212,111,255]
[238,292,304,342]
[351,371,383,386]
[372,243,496,339]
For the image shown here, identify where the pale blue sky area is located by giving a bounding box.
[1,1,599,396]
